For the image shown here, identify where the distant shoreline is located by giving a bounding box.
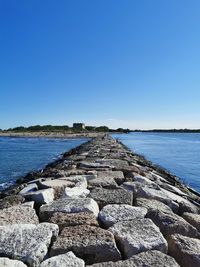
[0,131,101,139]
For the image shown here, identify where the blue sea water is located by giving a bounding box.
[0,137,87,190]
[112,132,200,193]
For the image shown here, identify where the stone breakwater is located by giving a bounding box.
[0,134,200,267]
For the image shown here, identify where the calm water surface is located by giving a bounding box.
[0,137,87,190]
[112,132,200,193]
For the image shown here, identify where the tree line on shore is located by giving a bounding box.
[1,125,200,133]
[0,125,130,133]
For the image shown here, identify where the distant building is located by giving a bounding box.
[73,123,85,130]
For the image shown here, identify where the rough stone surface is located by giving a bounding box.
[109,219,168,258]
[147,209,200,238]
[19,183,38,195]
[63,187,90,198]
[59,175,88,188]
[97,171,124,185]
[135,198,173,214]
[50,225,121,265]
[24,188,54,205]
[88,176,118,189]
[88,250,180,267]
[39,251,85,267]
[0,258,27,267]
[99,204,147,227]
[168,234,200,267]
[182,212,200,231]
[178,200,200,215]
[0,195,25,209]
[0,223,59,267]
[96,159,129,170]
[89,188,133,209]
[39,197,99,221]
[0,205,39,225]
[48,212,99,230]
[132,174,155,185]
[136,185,179,212]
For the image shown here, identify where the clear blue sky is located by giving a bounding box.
[1,0,200,130]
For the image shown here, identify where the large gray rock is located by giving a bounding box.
[109,219,168,258]
[168,234,200,267]
[24,188,54,205]
[0,195,25,209]
[0,223,59,267]
[19,184,38,195]
[132,174,155,185]
[146,209,199,238]
[48,212,99,230]
[63,187,90,198]
[182,212,200,231]
[135,198,174,214]
[96,159,129,169]
[39,198,99,221]
[99,204,147,227]
[39,251,85,267]
[179,200,200,215]
[0,205,39,225]
[88,250,180,267]
[0,258,27,267]
[89,188,133,209]
[88,176,118,189]
[136,185,179,212]
[79,161,112,169]
[97,171,124,185]
[50,225,121,265]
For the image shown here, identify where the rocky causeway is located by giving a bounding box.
[0,134,200,266]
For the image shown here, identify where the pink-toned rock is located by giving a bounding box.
[50,225,121,265]
[48,212,99,230]
[168,234,200,267]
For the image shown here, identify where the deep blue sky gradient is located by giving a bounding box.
[1,0,200,129]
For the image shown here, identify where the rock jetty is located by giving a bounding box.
[0,134,200,266]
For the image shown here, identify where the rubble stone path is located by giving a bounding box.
[0,134,200,266]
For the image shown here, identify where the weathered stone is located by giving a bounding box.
[24,188,54,205]
[48,212,99,230]
[59,175,88,188]
[0,223,59,267]
[132,174,155,185]
[109,219,168,258]
[96,159,129,169]
[146,209,199,238]
[135,198,173,214]
[182,212,200,231]
[0,205,39,225]
[39,251,85,267]
[168,234,200,267]
[50,225,121,265]
[178,200,200,215]
[97,171,124,185]
[63,187,90,198]
[99,204,147,227]
[21,201,35,208]
[88,176,118,189]
[0,195,25,209]
[39,197,99,221]
[122,181,142,195]
[79,161,112,169]
[19,183,38,195]
[89,250,180,267]
[136,185,179,212]
[38,179,72,189]
[89,188,133,209]
[0,257,27,267]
